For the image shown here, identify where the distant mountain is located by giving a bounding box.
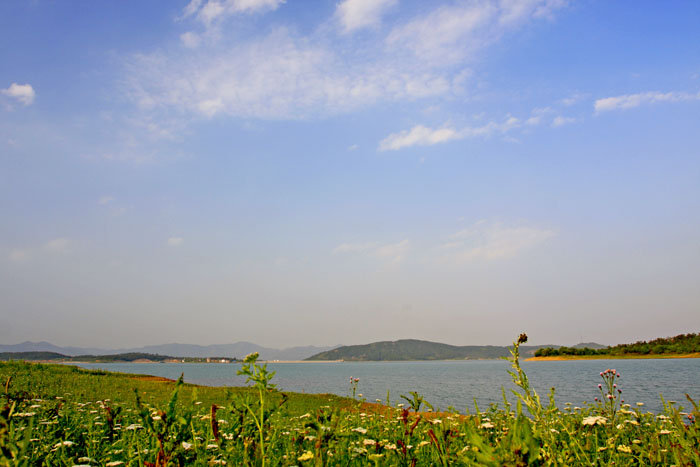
[0,341,339,361]
[305,339,563,361]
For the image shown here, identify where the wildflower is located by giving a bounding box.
[54,441,75,448]
[244,352,259,363]
[636,402,644,407]
[207,444,218,450]
[352,427,368,434]
[125,424,143,430]
[384,443,397,450]
[363,439,377,446]
[479,422,495,429]
[299,413,311,419]
[617,445,632,454]
[431,419,442,424]
[417,441,430,447]
[298,451,314,461]
[182,442,193,450]
[658,430,672,435]
[106,462,125,467]
[582,416,607,426]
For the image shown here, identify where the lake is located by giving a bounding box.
[73,358,700,413]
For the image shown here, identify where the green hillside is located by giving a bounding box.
[305,339,548,361]
[535,333,700,357]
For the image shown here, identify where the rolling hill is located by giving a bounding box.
[305,339,560,361]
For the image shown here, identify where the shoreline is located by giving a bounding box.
[527,353,700,361]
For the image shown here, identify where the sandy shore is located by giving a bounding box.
[527,353,700,361]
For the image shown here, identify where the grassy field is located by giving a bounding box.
[1,337,699,466]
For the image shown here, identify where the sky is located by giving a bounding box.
[1,0,699,349]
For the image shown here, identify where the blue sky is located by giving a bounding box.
[1,0,699,348]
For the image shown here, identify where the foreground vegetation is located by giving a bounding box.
[1,335,699,466]
[534,333,700,358]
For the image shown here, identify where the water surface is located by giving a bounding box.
[74,359,700,413]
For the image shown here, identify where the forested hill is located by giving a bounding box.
[305,339,551,361]
[535,333,700,357]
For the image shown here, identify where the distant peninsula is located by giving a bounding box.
[304,339,574,361]
[529,333,700,361]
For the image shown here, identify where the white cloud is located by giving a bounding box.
[334,239,409,263]
[182,0,285,25]
[180,31,202,48]
[44,238,69,252]
[167,237,184,246]
[2,83,36,106]
[98,196,115,205]
[385,0,566,66]
[379,125,459,151]
[551,115,576,127]
[594,91,700,113]
[336,0,397,33]
[125,1,567,121]
[443,221,555,262]
[378,115,525,151]
[124,28,453,120]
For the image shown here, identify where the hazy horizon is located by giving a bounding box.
[2,1,699,349]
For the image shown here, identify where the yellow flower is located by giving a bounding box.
[297,451,314,462]
[617,445,632,454]
[582,416,607,426]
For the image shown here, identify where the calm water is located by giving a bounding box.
[74,359,700,413]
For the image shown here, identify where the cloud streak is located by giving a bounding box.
[594,91,700,113]
[442,221,555,262]
[378,115,523,151]
[334,239,409,263]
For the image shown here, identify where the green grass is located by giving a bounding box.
[1,338,699,466]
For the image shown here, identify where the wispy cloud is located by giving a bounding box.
[378,115,523,151]
[2,83,35,106]
[98,196,115,205]
[336,0,397,33]
[378,125,460,151]
[385,0,566,67]
[334,239,409,263]
[551,115,576,127]
[167,237,184,247]
[182,0,284,25]
[441,221,555,262]
[7,238,70,263]
[8,249,29,263]
[44,238,69,252]
[594,91,700,113]
[124,1,567,122]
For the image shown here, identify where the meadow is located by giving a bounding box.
[1,335,698,466]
